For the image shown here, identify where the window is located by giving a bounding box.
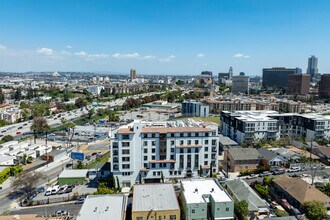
[122,142,130,147]
[205,132,209,137]
[144,156,148,161]
[171,140,175,145]
[171,148,175,153]
[143,134,148,138]
[195,140,199,145]
[180,133,184,137]
[226,207,229,212]
[122,164,130,169]
[192,209,195,213]
[143,148,148,153]
[152,133,156,138]
[151,164,155,168]
[187,148,191,153]
[180,149,183,153]
[195,133,199,137]
[204,161,208,165]
[152,141,156,146]
[152,148,156,153]
[187,133,191,137]
[188,140,191,145]
[144,163,148,168]
[204,154,208,159]
[195,148,199,153]
[143,141,148,146]
[204,140,208,145]
[122,157,130,162]
[122,149,130,155]
[180,140,184,145]
[152,156,155,160]
[171,133,175,137]
[169,215,176,220]
[204,147,208,152]
[136,217,143,220]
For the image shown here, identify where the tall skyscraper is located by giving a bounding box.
[319,74,330,99]
[228,66,233,79]
[306,55,318,82]
[130,68,137,80]
[262,67,302,89]
[288,74,310,95]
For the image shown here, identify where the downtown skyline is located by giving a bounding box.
[1,0,330,75]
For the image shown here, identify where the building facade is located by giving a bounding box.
[130,69,137,80]
[306,55,318,82]
[287,74,310,95]
[319,74,330,99]
[223,148,261,172]
[232,73,249,94]
[181,100,209,117]
[262,67,302,89]
[111,120,219,187]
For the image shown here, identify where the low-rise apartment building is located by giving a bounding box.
[132,184,180,220]
[111,119,219,187]
[180,179,234,220]
[221,111,330,144]
[181,100,209,117]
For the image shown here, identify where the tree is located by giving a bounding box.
[176,80,184,85]
[30,117,49,144]
[302,201,328,220]
[0,135,13,143]
[263,176,273,186]
[12,171,46,197]
[275,209,289,217]
[88,108,95,120]
[234,200,249,220]
[316,182,330,197]
[0,88,5,104]
[13,88,22,100]
[254,184,269,197]
[75,97,88,108]
[199,165,203,177]
[31,103,48,118]
[107,110,119,122]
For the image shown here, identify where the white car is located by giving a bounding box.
[45,187,52,196]
[246,174,258,179]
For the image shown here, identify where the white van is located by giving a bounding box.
[45,187,52,196]
[51,185,60,195]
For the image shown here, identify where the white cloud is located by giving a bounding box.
[0,44,6,50]
[88,54,109,58]
[159,55,175,62]
[37,48,54,56]
[74,51,88,57]
[233,53,250,58]
[66,45,73,49]
[197,53,204,58]
[111,53,155,60]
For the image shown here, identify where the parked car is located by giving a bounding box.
[52,210,68,216]
[38,187,45,193]
[64,185,74,193]
[246,174,258,179]
[16,131,21,135]
[51,185,60,195]
[272,169,285,175]
[45,187,52,196]
[17,126,23,129]
[57,185,68,194]
[75,198,85,204]
[288,167,300,173]
[259,171,271,177]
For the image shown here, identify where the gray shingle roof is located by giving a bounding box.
[257,148,278,161]
[228,148,260,160]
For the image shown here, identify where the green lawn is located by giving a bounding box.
[172,116,220,125]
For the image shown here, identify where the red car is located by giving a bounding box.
[16,131,21,135]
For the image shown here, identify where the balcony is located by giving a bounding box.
[212,147,217,152]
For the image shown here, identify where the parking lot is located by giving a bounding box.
[31,183,97,205]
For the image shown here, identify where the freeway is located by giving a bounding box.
[0,91,166,139]
[10,202,82,217]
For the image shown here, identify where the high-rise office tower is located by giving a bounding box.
[130,69,137,80]
[307,55,318,82]
[288,74,310,95]
[228,66,233,79]
[262,67,302,89]
[319,74,330,99]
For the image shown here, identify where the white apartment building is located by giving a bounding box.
[0,107,21,123]
[87,85,104,95]
[111,119,219,187]
[221,111,330,144]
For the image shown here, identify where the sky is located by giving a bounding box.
[0,0,330,75]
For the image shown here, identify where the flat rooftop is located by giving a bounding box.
[133,184,179,212]
[181,179,232,204]
[77,194,126,220]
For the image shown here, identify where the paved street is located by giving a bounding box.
[10,202,82,217]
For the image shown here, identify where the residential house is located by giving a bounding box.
[227,178,269,218]
[257,148,286,167]
[272,176,330,210]
[223,148,261,172]
[180,179,234,220]
[270,148,301,162]
[311,146,330,165]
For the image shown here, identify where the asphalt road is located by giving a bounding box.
[10,202,82,217]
